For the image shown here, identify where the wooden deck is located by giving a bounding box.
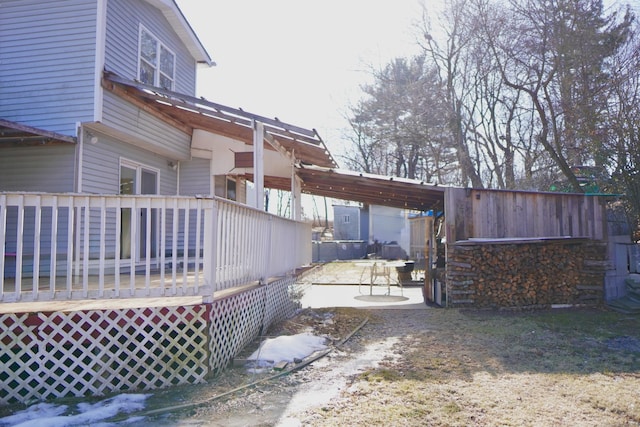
[0,268,280,314]
[0,295,205,314]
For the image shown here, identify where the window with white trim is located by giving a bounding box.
[138,26,175,90]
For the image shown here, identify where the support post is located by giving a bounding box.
[253,120,264,211]
[291,169,302,221]
[424,215,434,303]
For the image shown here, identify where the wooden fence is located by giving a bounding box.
[444,188,607,242]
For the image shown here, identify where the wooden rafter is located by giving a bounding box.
[0,118,76,146]
[102,72,337,168]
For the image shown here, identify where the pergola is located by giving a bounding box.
[102,72,445,215]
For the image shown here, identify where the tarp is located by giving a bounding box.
[607,274,640,314]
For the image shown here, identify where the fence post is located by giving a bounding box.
[203,199,218,303]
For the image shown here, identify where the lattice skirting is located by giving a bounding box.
[208,275,298,374]
[0,276,298,405]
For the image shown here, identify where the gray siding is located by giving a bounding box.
[82,132,177,196]
[101,0,198,160]
[0,146,76,192]
[0,145,76,271]
[180,158,211,196]
[80,132,180,261]
[101,92,192,160]
[333,206,361,240]
[105,0,197,94]
[0,0,96,135]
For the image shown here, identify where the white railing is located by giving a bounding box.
[0,192,311,303]
[215,199,311,290]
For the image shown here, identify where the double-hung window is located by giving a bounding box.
[138,26,175,90]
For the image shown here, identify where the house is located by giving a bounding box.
[0,0,626,406]
[332,204,410,259]
[0,0,336,289]
[0,0,337,405]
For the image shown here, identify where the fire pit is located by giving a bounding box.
[395,261,415,282]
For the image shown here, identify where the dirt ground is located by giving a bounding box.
[143,303,640,427]
[5,261,635,426]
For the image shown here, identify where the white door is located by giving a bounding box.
[119,161,159,260]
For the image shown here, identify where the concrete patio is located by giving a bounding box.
[296,260,430,310]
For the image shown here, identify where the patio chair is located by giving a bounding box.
[358,261,392,296]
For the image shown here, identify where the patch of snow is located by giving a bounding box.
[277,336,401,425]
[0,393,149,427]
[247,333,327,371]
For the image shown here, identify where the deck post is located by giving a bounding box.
[291,171,302,221]
[203,199,218,302]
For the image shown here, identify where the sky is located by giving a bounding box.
[176,0,428,160]
[176,0,637,163]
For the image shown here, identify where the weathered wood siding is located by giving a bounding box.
[0,0,96,135]
[445,188,607,242]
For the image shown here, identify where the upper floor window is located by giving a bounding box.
[138,26,175,90]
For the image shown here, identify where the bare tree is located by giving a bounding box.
[418,0,486,188]
[483,0,633,191]
[344,0,638,212]
[604,9,640,236]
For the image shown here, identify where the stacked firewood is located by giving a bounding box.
[446,241,606,309]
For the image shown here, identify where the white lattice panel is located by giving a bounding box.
[0,313,41,404]
[208,287,264,373]
[0,305,209,405]
[1,273,301,405]
[263,276,298,331]
[208,277,298,374]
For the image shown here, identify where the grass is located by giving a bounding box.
[307,307,640,426]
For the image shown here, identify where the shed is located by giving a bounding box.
[285,168,619,309]
[408,187,619,308]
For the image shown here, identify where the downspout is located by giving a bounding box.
[210,157,215,197]
[94,0,107,123]
[76,124,84,193]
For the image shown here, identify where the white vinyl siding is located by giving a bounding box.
[0,0,97,135]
